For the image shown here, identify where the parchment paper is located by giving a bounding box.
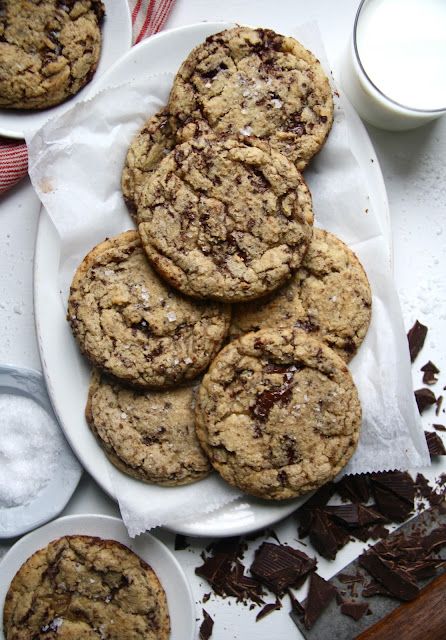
[27,32,430,537]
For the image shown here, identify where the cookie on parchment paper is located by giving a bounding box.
[168,26,334,171]
[137,135,314,302]
[86,369,210,486]
[195,327,361,500]
[0,0,104,110]
[230,228,372,361]
[3,535,170,640]
[67,230,231,389]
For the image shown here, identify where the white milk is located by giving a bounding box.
[341,0,446,130]
[357,0,446,110]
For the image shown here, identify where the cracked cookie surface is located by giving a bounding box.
[230,229,372,361]
[0,0,104,110]
[195,328,361,500]
[3,535,170,640]
[86,369,210,485]
[168,26,333,171]
[137,135,314,302]
[67,230,231,389]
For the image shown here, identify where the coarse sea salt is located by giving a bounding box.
[0,394,66,508]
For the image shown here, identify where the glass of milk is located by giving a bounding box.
[341,0,446,130]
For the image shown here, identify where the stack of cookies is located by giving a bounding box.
[68,27,371,501]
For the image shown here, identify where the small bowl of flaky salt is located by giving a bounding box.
[0,364,82,539]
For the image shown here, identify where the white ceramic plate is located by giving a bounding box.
[0,0,132,139]
[0,514,195,640]
[34,22,391,538]
[0,365,82,539]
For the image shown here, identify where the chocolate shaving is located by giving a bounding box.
[415,388,437,413]
[433,423,446,431]
[425,431,446,457]
[421,360,440,385]
[303,572,337,629]
[407,320,428,361]
[255,599,282,621]
[436,395,443,416]
[174,534,190,551]
[199,609,214,640]
[250,542,316,594]
[421,525,446,553]
[340,600,369,621]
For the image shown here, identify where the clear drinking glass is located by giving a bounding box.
[341,0,446,130]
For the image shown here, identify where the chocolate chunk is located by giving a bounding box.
[287,588,305,616]
[325,503,385,528]
[250,376,294,422]
[372,485,413,522]
[256,599,282,621]
[433,424,446,431]
[309,509,350,560]
[421,360,440,385]
[362,578,393,598]
[303,572,337,629]
[174,534,190,550]
[199,609,214,640]
[340,600,369,621]
[425,431,446,457]
[371,471,415,505]
[407,320,428,362]
[250,542,316,595]
[358,549,419,601]
[415,388,437,413]
[336,474,371,503]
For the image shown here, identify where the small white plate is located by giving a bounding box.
[0,0,132,139]
[0,364,82,539]
[0,514,195,640]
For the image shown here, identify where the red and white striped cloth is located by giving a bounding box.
[0,0,175,195]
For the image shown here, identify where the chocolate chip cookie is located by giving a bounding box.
[137,135,314,302]
[0,0,104,110]
[230,229,372,361]
[86,369,210,485]
[3,535,170,640]
[195,328,361,500]
[168,26,333,171]
[67,230,231,389]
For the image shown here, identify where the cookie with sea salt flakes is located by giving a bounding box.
[137,135,314,302]
[195,327,361,500]
[67,230,231,389]
[0,0,104,110]
[168,26,333,171]
[86,369,210,485]
[3,535,170,640]
[230,228,372,361]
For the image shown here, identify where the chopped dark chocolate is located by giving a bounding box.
[425,431,446,457]
[336,474,371,503]
[370,471,415,505]
[421,525,446,553]
[199,609,214,640]
[415,388,437,413]
[309,509,350,560]
[362,578,393,598]
[358,549,419,601]
[372,485,413,523]
[433,423,446,431]
[174,534,189,551]
[340,600,369,621]
[325,503,385,529]
[421,360,440,385]
[287,589,305,616]
[303,572,337,629]
[250,542,316,594]
[436,395,443,416]
[255,599,282,621]
[337,572,364,585]
[407,320,428,362]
